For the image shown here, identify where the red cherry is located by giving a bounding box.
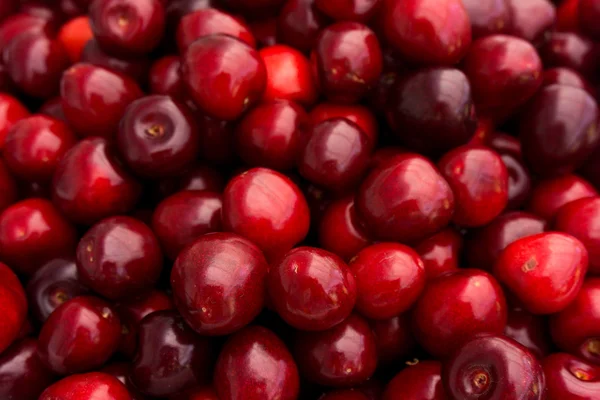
[383,361,446,400]
[415,228,462,280]
[156,163,225,198]
[0,93,30,149]
[80,39,150,83]
[557,0,581,32]
[504,307,551,359]
[461,0,511,38]
[100,362,147,400]
[0,263,27,354]
[0,14,49,51]
[540,32,600,78]
[277,0,331,53]
[308,103,378,145]
[0,1,17,22]
[505,0,556,46]
[370,314,417,365]
[39,372,132,400]
[579,0,600,40]
[542,67,596,96]
[0,158,18,213]
[149,55,184,100]
[314,0,380,22]
[542,353,600,399]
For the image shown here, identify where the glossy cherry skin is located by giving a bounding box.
[37,296,122,374]
[299,118,373,192]
[0,198,77,276]
[0,13,49,50]
[543,67,596,95]
[415,228,462,280]
[0,263,27,354]
[540,32,600,78]
[579,0,600,39]
[370,314,416,365]
[60,63,143,138]
[412,269,507,358]
[506,0,556,45]
[443,334,545,400]
[356,153,454,244]
[3,115,77,183]
[171,232,268,335]
[26,258,90,323]
[52,137,142,225]
[315,0,380,22]
[311,22,382,103]
[214,326,299,400]
[0,94,29,149]
[149,55,184,100]
[465,212,547,271]
[461,0,511,38]
[350,243,425,320]
[542,353,600,399]
[90,0,164,56]
[80,39,150,84]
[182,34,266,121]
[294,314,377,387]
[309,103,378,145]
[383,361,446,400]
[504,307,551,359]
[0,338,56,400]
[117,95,200,178]
[528,174,598,221]
[277,0,331,53]
[40,372,132,400]
[321,389,370,400]
[382,0,471,65]
[222,168,310,261]
[550,278,600,365]
[439,146,508,227]
[130,310,213,397]
[235,100,307,171]
[463,35,542,120]
[386,68,477,156]
[494,232,588,315]
[0,159,18,213]
[268,247,357,331]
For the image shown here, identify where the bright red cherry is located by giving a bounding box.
[414,228,462,280]
[579,0,600,40]
[308,103,378,145]
[79,39,150,83]
[149,55,184,100]
[370,314,416,365]
[493,232,588,315]
[543,353,600,399]
[0,93,29,149]
[0,159,18,213]
[277,0,331,53]
[214,326,300,400]
[40,372,132,400]
[504,307,551,359]
[383,361,446,400]
[0,263,27,354]
[315,0,380,22]
[461,0,511,38]
[506,0,556,45]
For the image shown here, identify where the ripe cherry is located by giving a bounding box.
[540,32,600,78]
[383,361,446,400]
[0,263,27,354]
[579,0,600,40]
[461,0,511,38]
[504,307,551,359]
[370,314,416,365]
[542,353,600,399]
[80,39,150,83]
[314,0,380,22]
[149,55,184,99]
[0,94,29,149]
[308,103,378,145]
[39,372,132,400]
[414,228,462,280]
[505,0,556,46]
[277,0,331,53]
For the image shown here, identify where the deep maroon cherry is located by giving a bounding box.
[443,334,545,400]
[309,103,378,145]
[505,307,551,359]
[294,314,378,387]
[542,67,596,95]
[37,296,122,374]
[52,137,142,225]
[0,158,17,213]
[415,228,462,280]
[277,0,331,53]
[494,232,588,315]
[412,269,507,358]
[355,153,454,244]
[149,55,184,100]
[528,174,598,221]
[101,363,146,400]
[214,326,300,400]
[182,34,267,121]
[0,198,77,276]
[540,32,600,78]
[505,0,556,46]
[40,372,131,400]
[543,353,600,399]
[0,263,27,354]
[321,389,370,400]
[383,361,446,400]
[222,168,310,261]
[26,258,90,323]
[579,0,600,40]
[80,39,150,83]
[314,0,380,22]
[130,310,213,397]
[268,246,357,331]
[461,0,511,38]
[370,314,416,365]
[0,94,29,149]
[165,0,217,34]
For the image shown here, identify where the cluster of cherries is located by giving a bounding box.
[1,0,600,399]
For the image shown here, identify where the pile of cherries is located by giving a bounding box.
[1,0,600,398]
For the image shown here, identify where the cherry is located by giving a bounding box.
[52,137,142,225]
[540,32,600,78]
[155,163,225,199]
[80,39,150,83]
[182,34,266,121]
[19,2,65,26]
[89,0,165,56]
[277,0,331,53]
[0,1,17,22]
[0,158,18,213]
[3,114,77,183]
[579,0,600,40]
[60,63,143,138]
[39,372,131,400]
[171,232,268,335]
[321,389,370,400]
[542,353,600,399]
[0,198,77,276]
[268,246,357,331]
[57,15,94,63]
[308,103,378,145]
[383,361,446,400]
[149,55,184,100]
[465,211,547,271]
[370,314,417,365]
[214,326,300,400]
[0,94,29,149]
[386,68,477,156]
[260,44,317,106]
[542,67,596,95]
[355,153,454,244]
[462,35,542,121]
[443,333,545,400]
[0,338,55,400]
[234,99,307,171]
[0,263,27,354]
[101,362,147,400]
[557,0,580,32]
[505,307,551,359]
[493,232,588,315]
[26,258,90,323]
[311,22,382,104]
[0,14,49,51]
[314,0,380,22]
[505,0,556,46]
[294,314,378,387]
[298,118,373,192]
[130,310,213,397]
[461,0,511,38]
[165,0,217,35]
[222,168,310,261]
[550,278,600,365]
[412,269,507,358]
[37,296,122,374]
[415,228,462,280]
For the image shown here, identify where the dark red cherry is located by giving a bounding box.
[505,0,556,46]
[60,63,143,138]
[415,228,462,280]
[277,0,331,53]
[443,334,545,400]
[40,372,131,400]
[542,67,596,95]
[182,34,266,121]
[505,307,551,359]
[540,32,600,78]
[0,14,49,51]
[543,353,600,399]
[386,67,477,156]
[37,296,121,374]
[309,103,378,145]
[412,269,507,358]
[0,263,27,354]
[52,137,142,225]
[130,310,213,397]
[268,246,357,331]
[165,0,217,35]
[0,94,29,149]
[0,198,77,276]
[356,153,454,244]
[321,389,370,400]
[494,232,588,315]
[383,361,446,400]
[214,326,300,400]
[80,39,150,84]
[0,1,17,22]
[294,314,378,387]
[370,314,417,365]
[314,0,380,22]
[461,0,511,38]
[149,55,184,100]
[26,258,90,323]
[0,158,18,213]
[556,0,580,32]
[4,115,77,183]
[579,0,600,40]
[528,174,598,221]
